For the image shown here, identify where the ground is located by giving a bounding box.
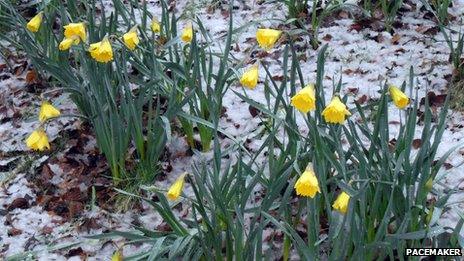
[1,0,464,259]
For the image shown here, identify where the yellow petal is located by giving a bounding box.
[294,164,320,198]
[26,130,50,151]
[89,37,113,63]
[291,84,316,113]
[59,38,74,51]
[322,96,350,124]
[111,249,123,261]
[26,12,42,33]
[64,22,86,43]
[151,18,161,33]
[123,30,139,50]
[240,64,259,89]
[389,85,409,109]
[332,191,350,214]
[181,24,193,43]
[39,101,61,122]
[167,173,187,200]
[256,28,282,50]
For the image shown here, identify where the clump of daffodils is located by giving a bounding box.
[59,22,86,51]
[26,101,61,151]
[167,173,187,200]
[240,64,259,89]
[294,163,320,198]
[389,85,409,109]
[291,84,316,114]
[89,37,113,63]
[256,28,282,50]
[322,96,351,124]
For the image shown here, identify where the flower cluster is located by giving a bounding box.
[293,163,351,214]
[27,13,194,64]
[239,29,410,125]
[25,102,61,151]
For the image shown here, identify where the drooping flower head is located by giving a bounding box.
[89,37,113,63]
[389,85,409,109]
[39,101,60,122]
[294,163,321,198]
[151,17,161,33]
[26,129,50,151]
[123,27,140,51]
[256,28,282,50]
[332,191,350,214]
[63,22,86,44]
[240,64,259,89]
[322,96,351,124]
[181,23,193,43]
[26,12,43,33]
[291,84,316,113]
[167,173,187,201]
[59,38,75,51]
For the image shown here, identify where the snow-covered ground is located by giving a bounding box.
[1,0,464,259]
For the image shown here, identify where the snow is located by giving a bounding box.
[1,0,464,259]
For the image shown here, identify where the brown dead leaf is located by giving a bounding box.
[391,34,401,45]
[25,70,38,84]
[412,139,422,149]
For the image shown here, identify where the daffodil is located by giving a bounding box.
[389,85,409,109]
[26,12,42,33]
[111,249,123,261]
[294,164,320,198]
[332,191,350,214]
[151,17,161,33]
[240,64,259,89]
[26,129,50,151]
[256,28,282,50]
[89,37,113,63]
[63,22,86,44]
[167,173,187,200]
[39,101,60,122]
[123,27,139,50]
[322,96,351,124]
[291,84,316,113]
[181,24,193,43]
[59,38,75,51]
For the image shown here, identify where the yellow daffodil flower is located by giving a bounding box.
[332,191,350,214]
[240,64,259,89]
[389,85,409,109]
[89,37,113,63]
[167,173,187,200]
[39,101,60,122]
[123,28,139,50]
[181,24,193,43]
[291,84,316,113]
[26,129,50,151]
[151,18,161,33]
[63,22,86,44]
[256,28,282,50]
[111,249,123,261]
[59,37,75,51]
[322,96,351,124]
[26,12,42,33]
[294,164,320,198]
